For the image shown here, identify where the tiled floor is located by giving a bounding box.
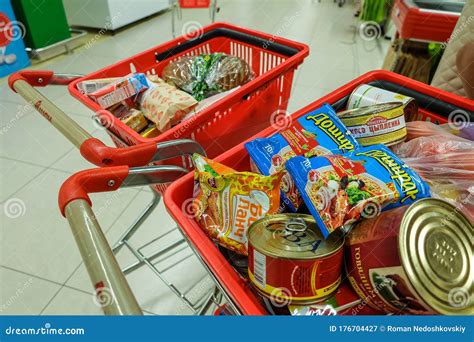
[0,0,389,315]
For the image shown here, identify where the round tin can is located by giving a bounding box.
[338,102,407,146]
[347,84,418,122]
[248,214,344,304]
[345,198,473,315]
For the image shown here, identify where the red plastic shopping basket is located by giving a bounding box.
[163,70,474,315]
[179,0,211,8]
[68,22,308,192]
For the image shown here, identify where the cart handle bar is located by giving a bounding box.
[60,164,188,315]
[9,70,205,167]
[59,164,188,216]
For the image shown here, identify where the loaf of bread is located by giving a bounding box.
[162,53,254,100]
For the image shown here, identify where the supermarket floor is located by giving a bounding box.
[0,0,389,315]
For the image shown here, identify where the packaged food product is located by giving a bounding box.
[139,124,160,138]
[139,76,198,132]
[162,53,254,100]
[89,73,149,108]
[285,144,431,237]
[245,104,358,212]
[119,108,148,132]
[337,102,407,146]
[248,214,344,304]
[77,77,120,95]
[193,154,281,255]
[347,84,418,122]
[346,199,473,315]
[288,282,361,316]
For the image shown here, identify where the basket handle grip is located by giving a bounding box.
[59,164,187,315]
[8,70,205,167]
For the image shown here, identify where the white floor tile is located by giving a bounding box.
[0,158,45,202]
[41,286,103,315]
[0,168,138,284]
[0,267,60,315]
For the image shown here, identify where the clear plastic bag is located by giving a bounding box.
[162,53,254,100]
[392,121,474,222]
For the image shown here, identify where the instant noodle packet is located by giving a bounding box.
[285,145,430,238]
[192,154,282,255]
[244,104,358,212]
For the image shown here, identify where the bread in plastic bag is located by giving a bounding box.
[162,53,254,100]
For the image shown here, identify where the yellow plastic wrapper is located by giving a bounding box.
[192,154,282,255]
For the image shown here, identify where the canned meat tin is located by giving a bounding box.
[346,198,473,315]
[348,84,418,122]
[248,214,344,304]
[338,102,407,146]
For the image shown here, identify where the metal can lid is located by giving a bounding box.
[338,102,404,119]
[399,198,474,315]
[248,214,344,260]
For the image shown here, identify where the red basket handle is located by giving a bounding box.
[8,70,205,167]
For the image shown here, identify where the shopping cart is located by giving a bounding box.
[164,70,474,315]
[171,0,219,38]
[9,22,308,314]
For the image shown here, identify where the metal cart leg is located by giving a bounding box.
[111,189,161,254]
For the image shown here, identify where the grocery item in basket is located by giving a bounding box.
[77,77,120,95]
[337,102,407,146]
[119,107,148,132]
[248,214,344,304]
[245,104,358,212]
[288,282,379,316]
[139,124,160,138]
[89,73,149,108]
[162,53,254,100]
[346,198,473,315]
[193,154,282,255]
[285,144,431,237]
[138,76,198,132]
[347,84,418,122]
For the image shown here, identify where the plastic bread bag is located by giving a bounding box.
[285,144,431,238]
[245,104,359,212]
[162,53,254,100]
[192,154,282,255]
[138,75,198,132]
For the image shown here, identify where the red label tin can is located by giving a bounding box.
[248,214,344,304]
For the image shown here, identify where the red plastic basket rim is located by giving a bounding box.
[163,70,474,315]
[68,22,309,145]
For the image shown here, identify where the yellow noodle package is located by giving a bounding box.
[192,154,281,255]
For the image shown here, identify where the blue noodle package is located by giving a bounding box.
[285,144,431,238]
[244,104,359,212]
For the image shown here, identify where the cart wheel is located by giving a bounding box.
[338,2,343,7]
[216,7,220,13]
